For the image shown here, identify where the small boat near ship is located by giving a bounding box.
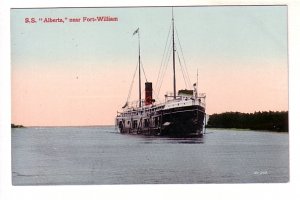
[115,10,206,137]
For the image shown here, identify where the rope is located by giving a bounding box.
[175,26,192,88]
[176,50,188,88]
[140,60,148,82]
[157,41,172,97]
[155,23,172,94]
[126,59,139,103]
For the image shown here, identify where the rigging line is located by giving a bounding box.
[140,60,148,82]
[175,27,189,77]
[126,59,139,102]
[156,42,171,96]
[157,42,173,97]
[177,43,192,88]
[156,31,173,91]
[176,40,191,88]
[175,26,192,87]
[152,88,161,104]
[156,36,172,94]
[155,23,172,91]
[155,23,172,92]
[176,50,188,88]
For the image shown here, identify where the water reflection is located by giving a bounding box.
[141,134,205,144]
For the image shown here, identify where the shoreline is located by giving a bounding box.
[206,127,289,134]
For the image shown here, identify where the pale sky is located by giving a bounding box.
[11,6,288,126]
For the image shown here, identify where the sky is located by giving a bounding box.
[11,6,288,126]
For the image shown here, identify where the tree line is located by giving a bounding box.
[11,124,24,128]
[206,111,288,132]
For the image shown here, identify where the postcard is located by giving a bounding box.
[11,5,288,186]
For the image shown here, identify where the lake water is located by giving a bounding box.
[11,126,289,185]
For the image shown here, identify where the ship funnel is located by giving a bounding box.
[145,82,153,105]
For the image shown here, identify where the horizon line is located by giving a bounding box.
[11,124,115,128]
[11,110,289,127]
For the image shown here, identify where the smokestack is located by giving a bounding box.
[145,82,153,106]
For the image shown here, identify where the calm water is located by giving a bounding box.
[11,127,289,185]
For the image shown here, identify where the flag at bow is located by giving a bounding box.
[133,28,139,36]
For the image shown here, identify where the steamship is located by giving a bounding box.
[115,11,206,137]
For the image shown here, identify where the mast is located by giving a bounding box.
[196,68,198,98]
[138,29,141,107]
[172,8,176,99]
[133,27,141,107]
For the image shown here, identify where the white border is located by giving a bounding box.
[1,1,300,200]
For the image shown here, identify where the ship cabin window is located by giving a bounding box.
[154,117,158,126]
[144,119,149,128]
[133,120,137,129]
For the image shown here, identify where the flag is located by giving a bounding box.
[133,28,139,36]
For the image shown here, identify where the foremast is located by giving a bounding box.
[137,28,142,107]
[172,8,176,99]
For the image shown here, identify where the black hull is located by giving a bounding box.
[161,105,205,137]
[117,105,205,137]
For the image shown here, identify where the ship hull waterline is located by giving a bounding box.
[117,105,205,138]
